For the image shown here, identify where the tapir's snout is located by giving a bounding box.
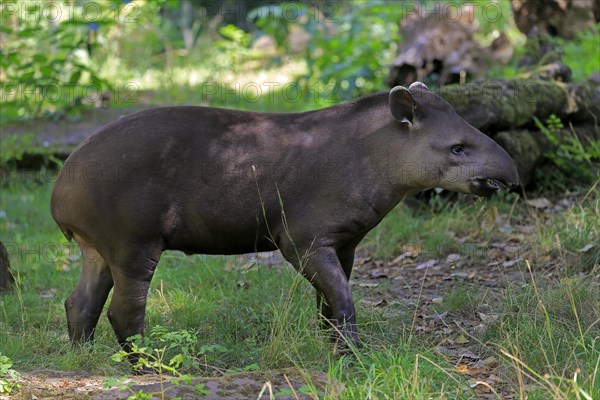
[469,148,520,197]
[469,177,518,197]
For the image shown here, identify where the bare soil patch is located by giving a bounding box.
[8,368,322,400]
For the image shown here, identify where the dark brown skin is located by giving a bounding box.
[51,82,518,353]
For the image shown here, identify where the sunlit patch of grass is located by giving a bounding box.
[363,204,422,258]
[321,345,474,399]
[485,269,599,398]
[365,193,495,259]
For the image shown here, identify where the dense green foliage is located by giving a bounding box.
[2,1,597,114]
[0,353,21,395]
[534,114,600,186]
[561,25,600,81]
[252,1,403,100]
[0,1,116,121]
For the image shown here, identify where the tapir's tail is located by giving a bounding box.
[50,196,73,242]
[50,174,74,242]
[58,224,73,242]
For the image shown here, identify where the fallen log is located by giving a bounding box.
[496,124,599,187]
[438,78,600,132]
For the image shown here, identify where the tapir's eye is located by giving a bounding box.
[451,145,465,155]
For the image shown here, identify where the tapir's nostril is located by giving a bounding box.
[507,173,520,189]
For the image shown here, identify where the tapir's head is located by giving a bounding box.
[389,82,519,196]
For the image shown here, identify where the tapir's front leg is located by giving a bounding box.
[317,245,356,330]
[289,246,359,348]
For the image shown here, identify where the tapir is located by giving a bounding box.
[51,82,518,353]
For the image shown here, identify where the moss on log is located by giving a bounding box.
[494,130,548,187]
[439,78,600,131]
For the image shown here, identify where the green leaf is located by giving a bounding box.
[168,353,183,367]
[32,54,47,63]
[69,71,81,84]
[39,66,56,78]
[243,363,260,371]
[195,383,209,395]
[298,384,313,394]
[110,351,127,362]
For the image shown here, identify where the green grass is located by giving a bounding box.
[433,284,484,317]
[324,347,470,399]
[1,175,598,398]
[365,191,520,260]
[362,187,599,398]
[0,175,471,398]
[485,277,599,399]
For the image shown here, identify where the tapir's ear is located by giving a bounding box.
[409,81,428,91]
[389,86,415,124]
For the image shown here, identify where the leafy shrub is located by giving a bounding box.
[0,2,115,121]
[0,132,63,170]
[251,1,402,101]
[535,114,600,184]
[0,354,20,395]
[561,23,600,81]
[106,327,211,399]
[110,325,230,374]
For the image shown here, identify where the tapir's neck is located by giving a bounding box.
[320,92,393,138]
[317,93,424,210]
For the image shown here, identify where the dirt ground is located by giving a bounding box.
[7,368,326,399]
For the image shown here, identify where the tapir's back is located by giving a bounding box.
[50,105,336,254]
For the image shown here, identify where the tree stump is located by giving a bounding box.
[511,0,598,40]
[387,3,513,87]
[0,241,15,292]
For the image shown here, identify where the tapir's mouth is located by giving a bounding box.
[470,178,509,197]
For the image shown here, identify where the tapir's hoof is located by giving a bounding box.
[329,330,361,356]
[333,338,361,357]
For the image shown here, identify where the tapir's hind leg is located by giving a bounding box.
[106,244,162,352]
[65,239,113,343]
